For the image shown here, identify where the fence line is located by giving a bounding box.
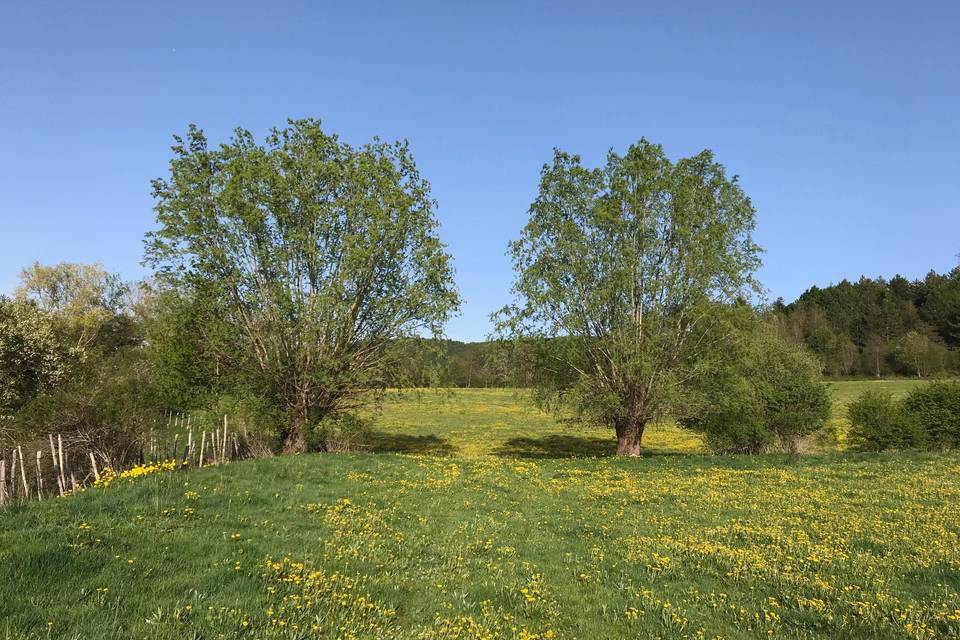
[0,413,249,508]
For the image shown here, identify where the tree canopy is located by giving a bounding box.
[15,262,130,350]
[0,297,79,417]
[496,140,762,454]
[145,119,460,452]
[773,269,960,377]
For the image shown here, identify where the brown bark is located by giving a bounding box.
[282,402,309,454]
[615,418,645,456]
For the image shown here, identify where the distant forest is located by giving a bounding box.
[772,268,960,378]
[400,268,960,387]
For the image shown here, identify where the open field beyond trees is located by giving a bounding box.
[367,380,927,457]
[3,381,960,640]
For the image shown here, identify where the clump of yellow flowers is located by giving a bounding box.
[93,459,178,488]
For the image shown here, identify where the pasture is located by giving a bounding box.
[3,380,959,640]
[368,380,925,456]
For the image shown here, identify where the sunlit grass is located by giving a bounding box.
[365,381,931,457]
[364,388,704,458]
[2,379,957,639]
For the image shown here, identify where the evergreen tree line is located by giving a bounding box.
[770,269,960,378]
[388,269,960,387]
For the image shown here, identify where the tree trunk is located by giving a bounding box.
[282,402,309,454]
[615,419,645,456]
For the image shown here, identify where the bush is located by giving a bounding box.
[900,381,960,449]
[683,317,831,454]
[310,413,374,452]
[198,392,285,456]
[0,297,80,416]
[847,391,925,451]
[12,350,162,467]
[692,377,772,454]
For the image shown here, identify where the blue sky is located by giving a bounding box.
[1,1,958,341]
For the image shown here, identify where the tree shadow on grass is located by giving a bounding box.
[492,435,616,459]
[366,431,459,456]
[492,435,702,459]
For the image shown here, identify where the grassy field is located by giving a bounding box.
[366,380,927,456]
[827,379,924,410]
[362,388,704,458]
[3,380,959,640]
[825,379,926,448]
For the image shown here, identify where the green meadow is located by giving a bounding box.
[3,381,959,640]
[368,380,926,456]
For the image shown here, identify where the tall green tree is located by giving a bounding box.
[15,262,130,350]
[145,119,460,452]
[496,140,761,455]
[832,334,859,376]
[893,330,946,378]
[918,268,960,347]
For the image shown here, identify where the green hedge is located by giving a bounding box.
[848,381,960,451]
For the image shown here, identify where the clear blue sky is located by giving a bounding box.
[1,1,958,341]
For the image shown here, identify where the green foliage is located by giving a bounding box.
[190,392,286,455]
[683,316,831,454]
[382,337,452,388]
[13,350,162,466]
[774,268,960,377]
[141,284,235,410]
[1,263,147,443]
[684,375,772,454]
[144,119,460,452]
[892,330,948,378]
[0,297,80,416]
[15,261,130,350]
[497,139,761,454]
[900,380,960,449]
[847,380,960,452]
[847,390,925,451]
[386,338,539,388]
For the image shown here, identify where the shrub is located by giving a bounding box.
[0,297,80,416]
[847,391,925,451]
[691,377,772,454]
[200,392,285,455]
[310,413,374,452]
[683,318,831,454]
[900,381,960,449]
[13,350,162,467]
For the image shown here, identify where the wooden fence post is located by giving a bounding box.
[49,435,63,497]
[57,434,66,494]
[35,451,43,500]
[89,452,100,482]
[18,446,29,499]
